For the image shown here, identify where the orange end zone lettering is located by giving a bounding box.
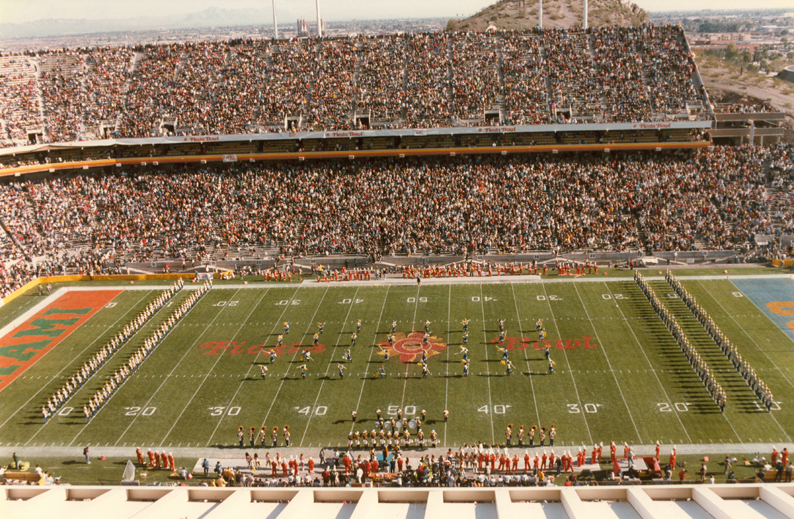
[0,290,121,391]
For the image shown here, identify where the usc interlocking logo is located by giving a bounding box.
[378,332,447,363]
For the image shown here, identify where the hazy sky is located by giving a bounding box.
[1,0,792,24]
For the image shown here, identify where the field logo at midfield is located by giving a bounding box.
[0,290,121,391]
[490,336,598,350]
[378,332,447,363]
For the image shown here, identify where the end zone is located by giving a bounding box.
[0,290,121,391]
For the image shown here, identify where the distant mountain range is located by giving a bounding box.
[0,6,297,40]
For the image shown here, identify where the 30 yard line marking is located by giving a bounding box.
[510,282,541,429]
[479,284,496,445]
[105,288,244,448]
[0,290,149,433]
[258,287,330,436]
[604,282,692,443]
[349,286,390,434]
[299,287,362,447]
[573,283,642,443]
[540,282,593,445]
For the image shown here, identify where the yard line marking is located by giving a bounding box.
[299,287,361,447]
[573,283,642,442]
[258,287,330,435]
[479,284,496,446]
[105,288,244,448]
[349,286,390,434]
[709,280,794,391]
[399,286,422,413]
[443,284,451,448]
[540,282,593,445]
[510,282,542,430]
[0,290,152,436]
[699,280,792,441]
[604,283,693,443]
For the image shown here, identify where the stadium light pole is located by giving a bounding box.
[272,0,278,39]
[539,0,543,29]
[583,0,588,29]
[316,0,322,37]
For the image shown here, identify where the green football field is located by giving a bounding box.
[1,275,793,452]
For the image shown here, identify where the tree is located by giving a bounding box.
[725,43,739,61]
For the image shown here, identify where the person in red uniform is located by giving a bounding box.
[512,454,519,473]
[281,461,288,477]
[168,453,175,472]
[782,448,789,467]
[655,441,661,461]
[541,451,548,470]
[343,455,352,474]
[160,452,168,468]
[136,448,144,465]
[308,458,315,473]
[610,442,617,463]
[669,447,677,471]
[534,453,540,471]
[477,452,484,472]
[490,452,496,472]
[147,449,155,466]
[591,446,598,465]
[548,452,556,471]
[499,453,506,472]
[772,447,778,466]
[524,452,531,472]
[597,443,603,463]
[272,460,278,476]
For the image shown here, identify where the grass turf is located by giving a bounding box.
[1,276,793,456]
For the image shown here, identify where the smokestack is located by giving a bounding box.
[272,0,278,39]
[539,0,543,29]
[583,0,588,29]
[316,0,322,37]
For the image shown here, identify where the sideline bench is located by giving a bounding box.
[3,471,43,484]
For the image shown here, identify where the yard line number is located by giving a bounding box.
[568,403,601,413]
[537,295,562,301]
[657,402,691,412]
[208,406,241,417]
[295,406,327,415]
[213,300,239,307]
[125,406,157,416]
[478,405,511,414]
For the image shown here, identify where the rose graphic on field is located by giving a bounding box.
[378,332,447,363]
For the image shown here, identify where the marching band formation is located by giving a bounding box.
[635,272,727,411]
[665,271,775,411]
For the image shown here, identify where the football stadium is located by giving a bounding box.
[1,0,794,517]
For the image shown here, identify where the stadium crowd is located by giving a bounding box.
[1,144,792,299]
[0,25,713,144]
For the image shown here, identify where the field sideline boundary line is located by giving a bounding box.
[603,282,692,443]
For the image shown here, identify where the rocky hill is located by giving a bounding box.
[447,0,648,31]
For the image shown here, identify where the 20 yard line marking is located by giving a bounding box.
[106,288,244,448]
[540,282,593,445]
[606,283,692,442]
[349,286,391,434]
[299,287,361,447]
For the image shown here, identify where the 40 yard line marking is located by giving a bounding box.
[258,287,330,436]
[540,281,593,445]
[572,283,642,443]
[604,282,692,444]
[349,286,391,434]
[106,288,244,448]
[479,284,496,446]
[299,287,361,447]
[0,290,149,434]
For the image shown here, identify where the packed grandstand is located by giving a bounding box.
[0,25,709,144]
[0,25,792,301]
